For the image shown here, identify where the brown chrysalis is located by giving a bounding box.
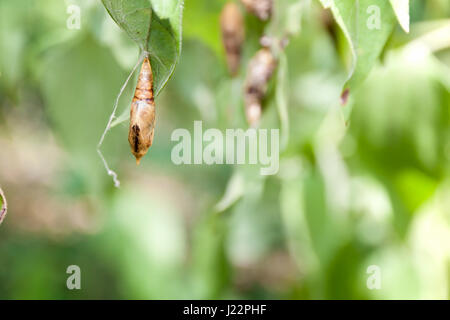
[128,56,156,164]
[244,47,277,127]
[240,0,273,21]
[220,2,245,76]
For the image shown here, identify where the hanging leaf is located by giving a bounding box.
[101,0,152,50]
[319,0,396,97]
[101,0,183,97]
[0,186,7,225]
[390,0,409,33]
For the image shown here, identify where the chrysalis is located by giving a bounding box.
[240,0,272,21]
[128,56,155,165]
[220,2,245,76]
[244,47,277,127]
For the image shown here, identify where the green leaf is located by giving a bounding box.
[319,0,396,95]
[394,169,438,213]
[101,0,184,96]
[390,0,410,33]
[101,0,152,50]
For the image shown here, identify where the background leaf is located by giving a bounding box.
[390,0,410,33]
[319,0,396,94]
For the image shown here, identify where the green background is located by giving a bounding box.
[0,0,449,299]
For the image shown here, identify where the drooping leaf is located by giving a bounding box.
[101,0,184,97]
[390,0,410,33]
[319,0,396,95]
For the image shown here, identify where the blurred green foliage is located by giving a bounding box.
[0,0,449,300]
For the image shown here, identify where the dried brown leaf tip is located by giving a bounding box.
[128,56,156,165]
[240,0,272,21]
[220,2,245,76]
[0,186,7,225]
[244,47,277,127]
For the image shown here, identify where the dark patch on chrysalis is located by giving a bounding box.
[132,125,140,153]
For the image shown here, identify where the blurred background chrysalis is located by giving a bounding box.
[220,2,245,76]
[244,47,277,126]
